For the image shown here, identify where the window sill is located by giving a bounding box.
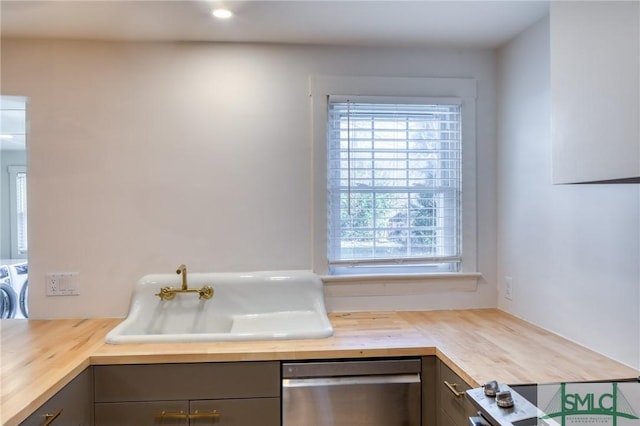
[321,272,481,297]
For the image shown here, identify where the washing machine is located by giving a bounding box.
[0,261,28,318]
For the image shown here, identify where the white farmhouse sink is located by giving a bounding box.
[105,270,333,344]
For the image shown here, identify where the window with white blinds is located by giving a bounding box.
[8,166,27,258]
[327,100,462,274]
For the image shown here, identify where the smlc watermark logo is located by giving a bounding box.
[538,382,640,426]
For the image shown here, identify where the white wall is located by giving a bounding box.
[1,39,498,318]
[497,17,640,368]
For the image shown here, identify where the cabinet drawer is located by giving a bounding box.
[190,398,280,426]
[95,401,189,426]
[438,362,475,426]
[94,362,279,402]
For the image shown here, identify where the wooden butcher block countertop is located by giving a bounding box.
[2,309,638,426]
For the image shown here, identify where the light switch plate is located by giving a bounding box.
[46,272,80,296]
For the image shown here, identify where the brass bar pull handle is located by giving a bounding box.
[444,380,465,398]
[155,410,189,421]
[189,409,221,420]
[43,409,62,426]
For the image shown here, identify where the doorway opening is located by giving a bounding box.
[1,95,28,318]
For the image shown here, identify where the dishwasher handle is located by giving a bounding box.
[283,359,421,378]
[283,373,421,388]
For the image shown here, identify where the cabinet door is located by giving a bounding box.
[20,368,93,426]
[189,398,280,426]
[437,362,476,426]
[95,399,279,426]
[551,1,640,183]
[95,401,189,426]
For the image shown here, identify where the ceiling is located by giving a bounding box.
[0,96,26,151]
[0,0,550,48]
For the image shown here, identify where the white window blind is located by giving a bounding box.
[15,171,27,255]
[8,166,27,258]
[327,99,462,274]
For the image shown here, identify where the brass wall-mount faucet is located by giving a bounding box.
[155,264,214,301]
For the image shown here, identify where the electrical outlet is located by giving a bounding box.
[504,276,513,300]
[46,272,80,296]
[47,275,60,295]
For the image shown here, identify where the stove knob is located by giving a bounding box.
[496,390,514,408]
[483,380,500,396]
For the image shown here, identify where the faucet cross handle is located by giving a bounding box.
[199,285,214,300]
[156,286,176,301]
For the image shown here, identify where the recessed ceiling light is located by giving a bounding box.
[212,8,233,19]
[0,135,14,139]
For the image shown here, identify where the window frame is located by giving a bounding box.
[310,76,477,279]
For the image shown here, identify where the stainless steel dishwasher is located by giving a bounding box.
[282,358,421,426]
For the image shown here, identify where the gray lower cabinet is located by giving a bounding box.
[19,368,94,426]
[93,362,280,426]
[437,361,476,426]
[422,356,437,426]
[19,357,479,426]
